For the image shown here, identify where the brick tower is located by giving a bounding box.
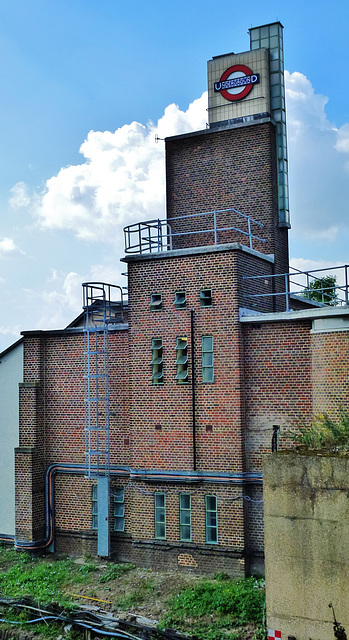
[122,22,289,575]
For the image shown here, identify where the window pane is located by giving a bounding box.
[202,352,213,367]
[155,493,166,539]
[181,511,191,525]
[155,493,165,508]
[205,495,218,544]
[207,527,218,543]
[114,503,124,517]
[202,336,213,351]
[206,495,216,511]
[181,525,191,541]
[155,522,165,538]
[180,494,190,510]
[203,367,214,383]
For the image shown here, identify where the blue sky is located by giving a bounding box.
[1,0,349,351]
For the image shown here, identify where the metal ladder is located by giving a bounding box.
[82,282,124,478]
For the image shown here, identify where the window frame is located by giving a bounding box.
[200,288,212,307]
[151,338,164,384]
[202,335,214,383]
[174,291,187,309]
[205,494,218,544]
[179,493,191,542]
[113,488,125,532]
[150,293,162,311]
[154,492,166,540]
[175,336,189,383]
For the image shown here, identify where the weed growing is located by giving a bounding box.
[160,576,265,639]
[100,563,135,583]
[289,411,349,452]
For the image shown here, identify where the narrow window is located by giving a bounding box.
[114,488,125,532]
[92,484,98,530]
[179,493,191,541]
[200,289,212,307]
[175,336,188,383]
[151,338,163,384]
[205,495,218,543]
[150,293,162,311]
[202,335,214,382]
[174,291,187,309]
[154,492,166,539]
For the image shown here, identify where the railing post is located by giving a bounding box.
[138,225,142,255]
[213,210,217,245]
[158,219,162,251]
[346,265,349,306]
[285,273,290,311]
[248,217,252,249]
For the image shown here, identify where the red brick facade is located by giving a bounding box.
[14,119,349,578]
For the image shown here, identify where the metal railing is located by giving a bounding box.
[123,208,265,254]
[243,264,349,312]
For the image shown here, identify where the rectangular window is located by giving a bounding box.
[202,335,214,382]
[113,488,125,532]
[205,495,218,543]
[200,289,212,307]
[92,484,98,530]
[154,492,166,539]
[179,493,191,541]
[174,291,187,309]
[150,293,162,311]
[175,336,188,383]
[151,338,163,384]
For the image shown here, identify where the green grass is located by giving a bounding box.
[160,576,265,640]
[99,562,135,582]
[0,546,98,606]
[0,546,266,640]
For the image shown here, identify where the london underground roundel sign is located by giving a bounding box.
[214,64,259,102]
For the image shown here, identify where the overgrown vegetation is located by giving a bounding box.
[99,562,135,582]
[289,411,349,452]
[0,552,98,605]
[160,575,265,640]
[0,546,265,640]
[302,275,337,305]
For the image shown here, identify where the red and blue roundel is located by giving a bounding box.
[214,64,259,102]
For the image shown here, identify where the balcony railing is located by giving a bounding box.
[123,208,265,255]
[243,264,349,312]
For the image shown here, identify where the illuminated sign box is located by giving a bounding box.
[207,49,270,125]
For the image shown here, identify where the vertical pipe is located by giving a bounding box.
[213,210,217,245]
[190,310,197,471]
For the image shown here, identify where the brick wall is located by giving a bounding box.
[242,320,313,473]
[16,328,130,544]
[311,330,349,417]
[165,122,289,278]
[127,248,248,474]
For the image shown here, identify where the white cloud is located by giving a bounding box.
[34,94,208,246]
[285,71,349,241]
[0,237,17,257]
[9,181,31,209]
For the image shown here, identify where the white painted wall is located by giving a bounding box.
[0,340,23,536]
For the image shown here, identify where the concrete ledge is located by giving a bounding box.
[240,305,349,324]
[122,242,274,264]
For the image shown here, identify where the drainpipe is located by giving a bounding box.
[191,310,197,471]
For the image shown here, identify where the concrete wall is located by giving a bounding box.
[263,453,349,640]
[0,340,22,535]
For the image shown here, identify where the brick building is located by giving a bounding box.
[3,22,349,576]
